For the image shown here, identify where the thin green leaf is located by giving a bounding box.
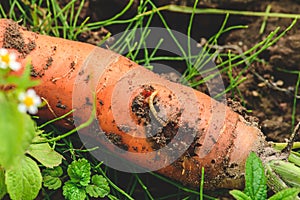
[269,160,300,188]
[230,190,252,200]
[269,188,300,200]
[5,156,42,200]
[244,152,267,200]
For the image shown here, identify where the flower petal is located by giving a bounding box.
[0,63,7,69]
[0,48,8,55]
[27,89,36,96]
[18,104,27,113]
[9,61,21,71]
[34,96,42,105]
[28,106,38,114]
[18,92,26,101]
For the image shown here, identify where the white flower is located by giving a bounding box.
[0,48,21,71]
[18,89,42,114]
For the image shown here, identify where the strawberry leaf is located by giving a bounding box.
[5,156,42,200]
[0,93,36,169]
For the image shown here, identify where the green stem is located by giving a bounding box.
[96,166,134,200]
[38,110,74,129]
[35,94,97,144]
[259,4,271,34]
[87,0,134,27]
[200,167,204,200]
[270,142,300,151]
[267,160,300,188]
[265,163,289,193]
[134,174,155,200]
[165,5,300,19]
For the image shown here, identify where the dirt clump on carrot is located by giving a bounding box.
[227,98,259,126]
[131,85,155,125]
[3,20,36,56]
[106,132,129,151]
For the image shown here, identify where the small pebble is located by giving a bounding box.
[275,80,284,86]
[252,91,259,97]
[258,82,266,87]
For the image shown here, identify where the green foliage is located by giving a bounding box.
[6,63,40,90]
[266,158,300,193]
[42,166,63,190]
[42,158,111,199]
[63,181,87,200]
[5,156,42,200]
[67,158,91,186]
[230,152,300,200]
[27,136,64,168]
[268,188,300,200]
[0,93,36,169]
[86,175,110,198]
[0,51,63,199]
[244,152,267,200]
[60,158,110,199]
[0,167,6,199]
[230,190,251,200]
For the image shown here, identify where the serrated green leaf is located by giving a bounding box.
[27,136,63,168]
[43,175,62,190]
[86,175,110,198]
[42,166,63,190]
[67,158,91,186]
[63,181,86,200]
[0,93,36,169]
[5,156,42,200]
[268,188,300,200]
[42,166,63,177]
[244,152,267,200]
[0,166,7,199]
[229,190,252,200]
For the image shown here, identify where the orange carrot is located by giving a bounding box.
[0,19,267,190]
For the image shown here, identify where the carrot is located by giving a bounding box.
[0,19,267,190]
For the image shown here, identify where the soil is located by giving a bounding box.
[3,21,36,56]
[2,0,300,199]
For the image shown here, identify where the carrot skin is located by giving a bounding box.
[0,19,267,190]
